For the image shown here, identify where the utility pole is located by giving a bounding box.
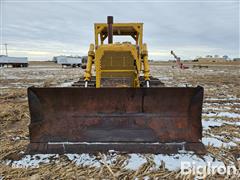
[4,43,8,56]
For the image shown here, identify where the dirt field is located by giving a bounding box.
[0,62,239,179]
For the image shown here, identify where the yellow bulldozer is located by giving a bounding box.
[27,17,205,154]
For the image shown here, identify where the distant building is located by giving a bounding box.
[194,57,227,63]
[205,55,213,58]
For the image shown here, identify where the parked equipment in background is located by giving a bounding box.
[0,56,28,67]
[27,16,205,154]
[54,56,82,68]
[81,56,88,69]
[0,55,28,67]
[0,44,28,67]
[170,50,189,69]
[192,65,209,69]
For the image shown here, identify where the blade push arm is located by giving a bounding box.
[84,44,95,86]
[141,43,150,87]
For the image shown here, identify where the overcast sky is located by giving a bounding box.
[0,0,239,60]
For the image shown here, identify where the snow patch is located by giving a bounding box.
[9,154,59,168]
[1,152,231,172]
[203,112,240,118]
[232,137,240,144]
[202,118,240,129]
[65,153,100,167]
[205,97,240,101]
[202,120,223,130]
[58,81,73,87]
[202,137,237,148]
[125,154,147,170]
[204,102,240,106]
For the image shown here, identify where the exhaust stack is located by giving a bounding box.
[107,16,113,44]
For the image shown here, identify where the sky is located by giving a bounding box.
[0,0,239,61]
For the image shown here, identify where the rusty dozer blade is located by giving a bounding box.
[27,86,205,154]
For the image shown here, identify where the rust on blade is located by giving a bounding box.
[27,86,204,154]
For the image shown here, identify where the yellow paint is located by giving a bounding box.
[84,20,151,88]
[142,43,150,81]
[84,44,95,81]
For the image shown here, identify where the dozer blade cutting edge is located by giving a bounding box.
[27,86,205,154]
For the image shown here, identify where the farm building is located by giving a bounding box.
[193,57,227,63]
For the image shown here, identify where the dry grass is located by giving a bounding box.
[0,63,239,179]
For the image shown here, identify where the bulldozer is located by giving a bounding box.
[27,17,205,154]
